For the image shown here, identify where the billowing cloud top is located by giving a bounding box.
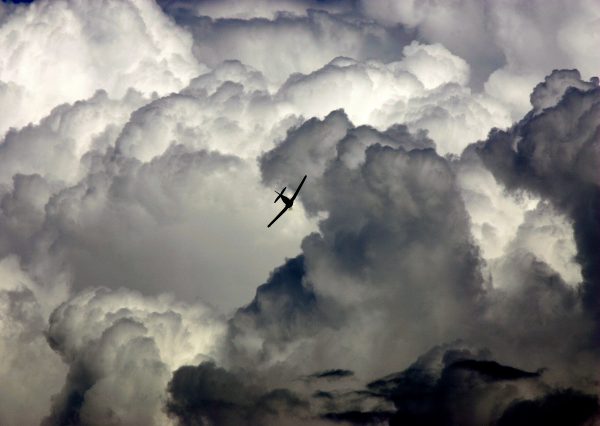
[0,0,598,425]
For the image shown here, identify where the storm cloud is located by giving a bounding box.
[0,1,598,425]
[476,69,600,326]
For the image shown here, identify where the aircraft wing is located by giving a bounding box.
[290,175,307,202]
[267,206,289,228]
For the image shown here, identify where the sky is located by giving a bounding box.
[0,0,598,425]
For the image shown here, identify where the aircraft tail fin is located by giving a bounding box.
[274,187,286,203]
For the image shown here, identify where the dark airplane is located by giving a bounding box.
[268,174,307,228]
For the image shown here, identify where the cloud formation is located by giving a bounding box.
[476,69,600,338]
[0,1,598,425]
[0,0,202,135]
[43,287,223,426]
[359,0,600,117]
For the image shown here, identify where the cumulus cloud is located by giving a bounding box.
[272,45,510,155]
[359,0,600,118]
[0,90,148,185]
[169,8,412,86]
[0,26,516,320]
[0,0,598,425]
[0,256,66,426]
[357,0,505,89]
[334,343,598,426]
[476,70,600,319]
[168,343,599,425]
[232,111,486,380]
[43,287,224,426]
[0,68,315,312]
[167,361,312,426]
[0,0,202,135]
[229,91,597,394]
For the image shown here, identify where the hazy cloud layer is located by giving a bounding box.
[0,1,598,425]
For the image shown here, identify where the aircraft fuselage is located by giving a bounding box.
[280,194,293,208]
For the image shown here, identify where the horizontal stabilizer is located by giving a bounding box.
[274,187,286,203]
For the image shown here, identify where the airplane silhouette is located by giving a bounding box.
[268,175,307,228]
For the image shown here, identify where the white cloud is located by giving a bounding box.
[359,0,600,118]
[44,286,224,426]
[397,41,470,89]
[458,157,582,288]
[0,90,148,185]
[0,0,202,135]
[507,202,582,287]
[277,45,510,154]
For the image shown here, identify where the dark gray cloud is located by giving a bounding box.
[497,390,599,426]
[308,369,355,380]
[342,345,598,426]
[260,109,434,214]
[167,344,598,426]
[227,255,327,364]
[228,109,485,381]
[444,359,541,382]
[475,69,600,334]
[167,362,309,426]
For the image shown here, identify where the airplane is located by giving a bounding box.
[268,174,307,228]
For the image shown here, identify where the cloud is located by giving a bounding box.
[158,0,355,20]
[337,344,599,426]
[0,0,202,135]
[166,344,598,426]
[358,0,600,119]
[475,70,600,326]
[455,150,541,261]
[529,69,599,114]
[43,287,224,426]
[0,1,598,424]
[357,0,505,89]
[308,369,355,381]
[169,8,412,85]
[484,0,600,117]
[232,111,486,379]
[274,51,509,155]
[0,89,148,185]
[503,202,582,287]
[0,28,513,317]
[167,361,311,426]
[0,256,67,426]
[0,79,315,311]
[497,389,599,426]
[161,2,512,155]
[21,143,313,311]
[397,41,470,89]
[221,72,599,422]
